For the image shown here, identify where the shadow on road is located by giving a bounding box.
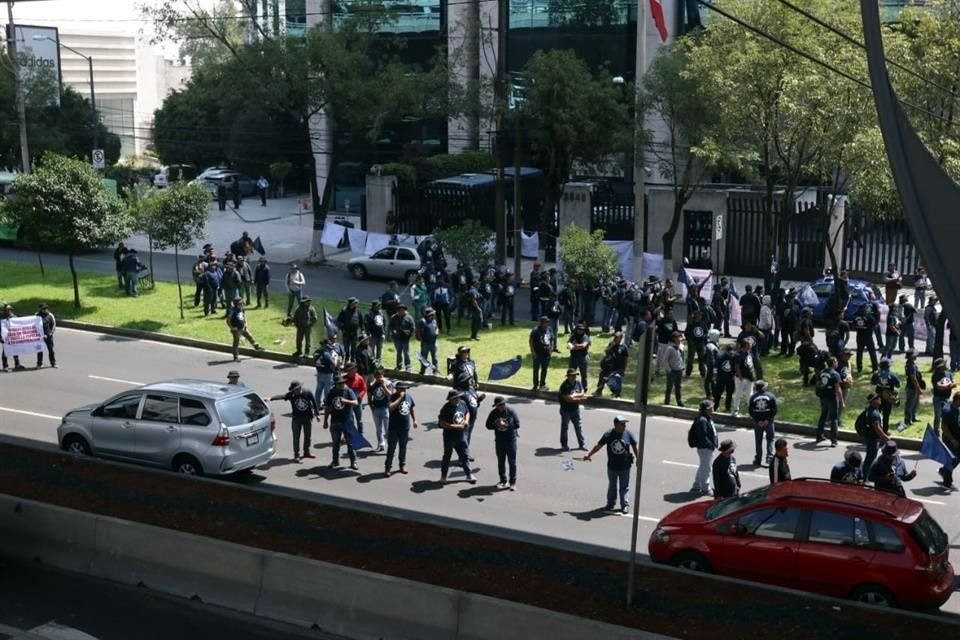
[457,484,500,499]
[663,490,702,504]
[535,447,566,457]
[409,479,445,494]
[911,485,953,497]
[257,458,296,471]
[563,507,623,522]
[207,358,238,366]
[792,441,829,452]
[357,471,390,483]
[296,465,360,480]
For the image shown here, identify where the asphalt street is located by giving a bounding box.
[0,329,958,613]
[0,559,344,640]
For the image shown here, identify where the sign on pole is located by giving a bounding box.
[714,214,723,241]
[92,149,105,169]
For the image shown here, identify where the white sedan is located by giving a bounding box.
[347,246,422,281]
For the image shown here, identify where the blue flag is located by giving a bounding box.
[253,236,266,255]
[488,356,522,381]
[677,268,689,285]
[921,425,955,467]
[607,372,623,395]
[341,420,373,450]
[323,307,338,337]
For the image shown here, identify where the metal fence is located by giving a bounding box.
[841,204,920,279]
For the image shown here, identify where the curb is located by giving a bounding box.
[56,319,924,451]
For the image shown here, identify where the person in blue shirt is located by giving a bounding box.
[938,392,960,489]
[416,307,440,375]
[871,357,901,431]
[385,381,418,476]
[830,450,865,484]
[485,396,521,490]
[583,415,640,514]
[367,368,393,452]
[438,390,475,484]
[868,441,916,497]
[267,381,320,462]
[815,356,844,447]
[558,368,588,451]
[322,375,360,470]
[748,380,778,466]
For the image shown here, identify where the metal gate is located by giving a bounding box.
[842,203,919,279]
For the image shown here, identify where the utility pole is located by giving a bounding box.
[6,1,31,173]
[512,111,522,278]
[492,0,508,265]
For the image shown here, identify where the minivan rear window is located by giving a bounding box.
[706,486,770,520]
[216,394,269,427]
[910,510,949,556]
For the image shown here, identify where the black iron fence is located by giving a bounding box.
[841,204,920,279]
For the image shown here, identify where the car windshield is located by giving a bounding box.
[216,393,270,427]
[812,283,833,297]
[705,485,770,520]
[910,510,949,556]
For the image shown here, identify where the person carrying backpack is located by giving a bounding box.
[856,393,888,475]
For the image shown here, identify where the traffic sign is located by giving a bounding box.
[92,149,105,169]
[714,214,723,241]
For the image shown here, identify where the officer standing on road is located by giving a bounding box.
[438,390,475,484]
[485,396,520,490]
[35,303,56,369]
[684,310,708,378]
[313,335,343,406]
[558,368,588,451]
[815,356,843,447]
[267,381,319,463]
[367,368,392,453]
[529,316,554,391]
[225,297,265,361]
[583,416,639,515]
[748,380,778,466]
[830,450,864,484]
[712,440,741,499]
[322,374,360,471]
[689,400,718,495]
[712,344,735,413]
[384,381,418,477]
[768,438,791,484]
[860,392,888,474]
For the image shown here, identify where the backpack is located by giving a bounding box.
[854,409,870,437]
[687,420,698,448]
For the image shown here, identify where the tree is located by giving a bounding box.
[270,161,293,197]
[519,50,632,232]
[142,0,246,67]
[7,153,131,308]
[557,225,619,288]
[137,182,212,319]
[433,220,494,272]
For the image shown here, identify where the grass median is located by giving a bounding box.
[0,259,932,438]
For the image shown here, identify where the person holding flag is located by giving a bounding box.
[934,392,960,490]
[322,374,361,470]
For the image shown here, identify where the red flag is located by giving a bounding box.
[649,0,669,42]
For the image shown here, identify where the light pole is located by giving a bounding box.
[7,1,31,172]
[34,35,98,152]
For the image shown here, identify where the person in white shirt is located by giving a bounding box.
[257,176,269,206]
[758,295,775,356]
[285,264,306,319]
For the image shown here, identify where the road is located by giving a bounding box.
[0,559,343,640]
[0,328,958,613]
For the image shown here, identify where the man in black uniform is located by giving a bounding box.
[364,300,386,361]
[851,304,878,373]
[684,309,708,378]
[816,356,844,447]
[713,344,736,412]
[868,441,916,497]
[748,380,778,466]
[438,390,475,484]
[384,381,418,477]
[831,450,864,484]
[595,331,629,398]
[859,392,888,475]
[389,304,416,371]
[558,368,588,451]
[712,440,741,499]
[871,357,901,431]
[322,374,360,470]
[337,297,362,362]
[485,396,520,490]
[899,294,916,352]
[529,316,554,391]
[566,322,591,382]
[739,285,761,327]
[266,381,320,462]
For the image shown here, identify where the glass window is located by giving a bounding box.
[140,395,180,423]
[808,511,855,546]
[738,508,801,540]
[100,394,143,419]
[910,510,949,556]
[372,248,396,260]
[871,522,906,553]
[812,283,833,297]
[854,517,871,547]
[706,486,770,520]
[397,249,416,261]
[216,393,270,427]
[180,398,211,427]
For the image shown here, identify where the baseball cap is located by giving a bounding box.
[227,370,240,378]
[719,440,737,453]
[882,441,898,455]
[493,396,506,406]
[613,415,630,423]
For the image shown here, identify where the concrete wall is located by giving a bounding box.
[0,495,665,640]
[646,187,727,276]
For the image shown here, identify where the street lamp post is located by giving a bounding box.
[34,35,97,152]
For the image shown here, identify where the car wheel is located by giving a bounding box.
[350,264,367,280]
[62,434,91,456]
[404,269,419,283]
[670,551,712,573]
[172,454,204,476]
[849,584,897,608]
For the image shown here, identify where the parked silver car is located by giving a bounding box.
[57,380,275,476]
[347,245,422,281]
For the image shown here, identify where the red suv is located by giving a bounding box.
[648,479,953,609]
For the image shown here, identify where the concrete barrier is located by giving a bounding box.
[0,495,660,640]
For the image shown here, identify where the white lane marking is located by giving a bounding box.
[662,459,766,479]
[88,375,143,386]
[637,515,660,523]
[914,497,947,506]
[0,406,60,421]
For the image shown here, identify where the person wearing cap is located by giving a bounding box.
[899,294,916,353]
[528,262,543,321]
[438,390,475,484]
[367,368,393,452]
[711,344,735,413]
[197,261,218,317]
[747,380,778,466]
[364,300,386,361]
[466,280,484,341]
[220,261,242,314]
[450,346,479,391]
[267,381,320,462]
[385,381,418,476]
[389,304,416,371]
[928,358,955,435]
[595,331,629,398]
[868,441,916,497]
[731,337,756,417]
[735,319,765,380]
[313,335,344,406]
[683,309,708,379]
[343,362,368,436]
[924,296,939,356]
[354,333,377,379]
[431,276,453,332]
[583,416,639,514]
[285,264,306,320]
[537,273,554,327]
[689,400,718,495]
[768,438,790,485]
[937,392,960,489]
[322,374,360,470]
[903,349,923,426]
[254,257,271,309]
[485,396,520,489]
[860,392,888,474]
[815,356,843,447]
[663,330,685,407]
[529,315,555,391]
[712,440,741,499]
[567,322,591,383]
[410,274,429,321]
[830,450,865,484]
[850,303,878,373]
[225,370,246,387]
[654,307,678,377]
[882,300,902,360]
[870,358,901,431]
[558,368,588,451]
[416,307,440,375]
[225,297,265,361]
[34,303,57,369]
[883,262,902,306]
[292,296,318,359]
[336,297,362,362]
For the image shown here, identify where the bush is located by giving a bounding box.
[382,163,418,192]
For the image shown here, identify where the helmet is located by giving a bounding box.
[707,328,720,344]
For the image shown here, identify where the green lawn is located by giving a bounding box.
[0,259,933,438]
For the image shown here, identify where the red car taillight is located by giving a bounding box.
[211,425,231,446]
